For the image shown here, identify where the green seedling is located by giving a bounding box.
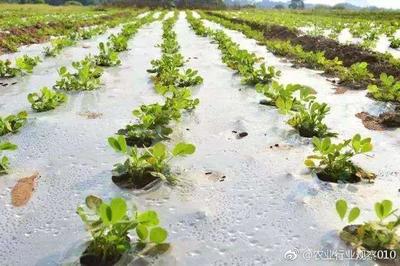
[368,73,400,102]
[0,59,19,78]
[77,195,168,265]
[108,135,195,188]
[277,97,336,138]
[27,87,67,112]
[54,57,103,91]
[15,55,41,74]
[241,63,281,85]
[0,111,28,136]
[335,199,400,255]
[109,34,129,52]
[95,42,121,67]
[305,134,375,183]
[0,141,18,175]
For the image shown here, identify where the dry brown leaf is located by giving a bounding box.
[11,172,39,207]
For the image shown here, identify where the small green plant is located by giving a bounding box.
[147,54,184,86]
[0,141,18,175]
[44,37,76,57]
[80,26,105,40]
[0,111,28,136]
[277,98,336,138]
[389,37,400,49]
[94,42,121,67]
[109,34,128,52]
[118,106,173,147]
[335,199,400,256]
[339,62,373,85]
[305,134,375,183]
[368,73,400,102]
[27,87,67,112]
[108,135,195,189]
[241,63,281,85]
[0,59,19,78]
[162,86,200,111]
[15,55,41,74]
[174,69,203,88]
[53,57,103,91]
[256,81,314,108]
[77,195,168,265]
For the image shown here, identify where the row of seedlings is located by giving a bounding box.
[186,12,400,260]
[109,11,202,189]
[76,12,204,265]
[0,13,157,177]
[186,11,374,183]
[0,8,139,53]
[0,11,143,79]
[200,12,400,129]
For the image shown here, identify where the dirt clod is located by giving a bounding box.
[334,87,348,94]
[356,111,400,130]
[205,171,226,182]
[237,132,248,139]
[11,172,39,207]
[78,111,103,119]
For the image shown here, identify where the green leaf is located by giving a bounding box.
[304,159,315,168]
[137,210,159,226]
[348,207,360,223]
[136,224,148,241]
[98,203,112,225]
[375,202,383,220]
[172,142,196,156]
[110,197,127,223]
[85,195,102,210]
[381,200,393,219]
[108,135,127,153]
[0,142,17,151]
[336,199,348,221]
[151,142,166,158]
[149,227,168,244]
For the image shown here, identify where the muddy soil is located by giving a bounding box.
[356,110,400,130]
[206,12,400,80]
[111,170,160,189]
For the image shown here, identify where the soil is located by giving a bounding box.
[0,12,131,54]
[334,87,348,94]
[207,12,400,81]
[80,247,121,266]
[316,167,375,184]
[356,111,400,130]
[112,169,160,189]
[11,172,39,207]
[316,171,361,183]
[78,111,103,119]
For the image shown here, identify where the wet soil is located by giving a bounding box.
[316,167,376,184]
[80,246,122,266]
[316,171,361,183]
[206,12,400,80]
[356,111,400,130]
[112,169,160,190]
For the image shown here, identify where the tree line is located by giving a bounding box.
[0,0,224,7]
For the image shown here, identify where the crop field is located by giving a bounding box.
[1,4,400,266]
